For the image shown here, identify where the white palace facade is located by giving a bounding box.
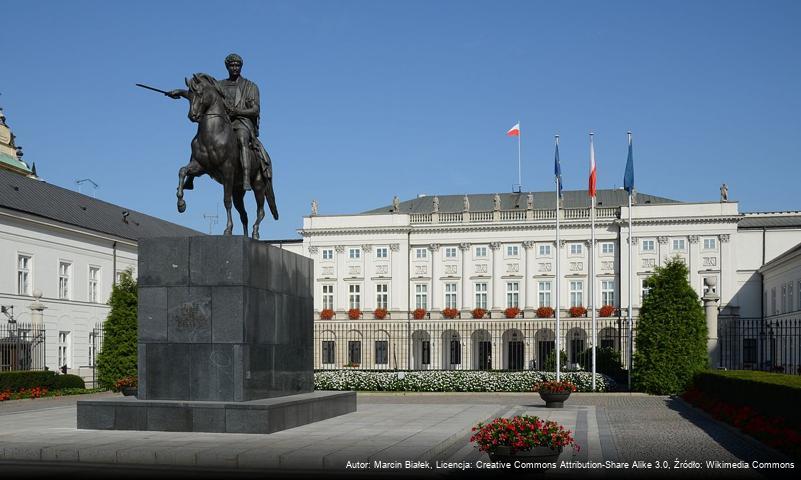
[298,190,801,371]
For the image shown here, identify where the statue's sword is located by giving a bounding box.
[135,83,171,96]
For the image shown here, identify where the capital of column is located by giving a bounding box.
[688,235,699,244]
[334,245,345,253]
[459,242,471,251]
[489,242,502,251]
[718,234,730,243]
[361,244,373,253]
[308,246,319,255]
[428,243,441,252]
[522,241,536,249]
[389,243,400,252]
[657,236,669,245]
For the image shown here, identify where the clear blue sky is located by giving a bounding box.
[2,0,799,239]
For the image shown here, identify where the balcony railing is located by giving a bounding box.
[409,207,619,225]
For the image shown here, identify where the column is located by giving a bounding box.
[389,243,400,311]
[688,235,700,296]
[523,241,536,310]
[335,245,346,311]
[361,244,373,311]
[459,242,471,314]
[719,234,732,309]
[429,243,441,313]
[657,236,669,268]
[489,242,502,310]
[702,277,721,368]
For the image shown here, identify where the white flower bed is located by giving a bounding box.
[314,370,610,392]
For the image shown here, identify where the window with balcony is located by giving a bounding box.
[444,283,457,309]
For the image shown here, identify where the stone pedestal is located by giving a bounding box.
[703,277,721,368]
[78,235,355,433]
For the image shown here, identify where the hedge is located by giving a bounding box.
[314,370,611,392]
[0,371,85,392]
[690,370,801,425]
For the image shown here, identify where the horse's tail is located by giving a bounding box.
[265,178,279,220]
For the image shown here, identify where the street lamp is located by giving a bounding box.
[1,305,15,324]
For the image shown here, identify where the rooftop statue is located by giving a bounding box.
[140,54,278,239]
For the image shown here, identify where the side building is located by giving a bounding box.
[299,191,801,371]
[0,165,200,381]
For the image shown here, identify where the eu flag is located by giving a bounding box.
[554,141,563,198]
[623,137,634,194]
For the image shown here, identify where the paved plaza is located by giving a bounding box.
[0,392,795,478]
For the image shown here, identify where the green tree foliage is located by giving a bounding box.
[632,258,708,394]
[543,349,568,371]
[579,346,626,381]
[95,270,137,390]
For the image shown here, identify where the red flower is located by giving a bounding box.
[569,306,587,317]
[536,306,554,318]
[373,308,388,319]
[441,308,459,319]
[347,308,362,320]
[598,304,616,317]
[471,308,487,319]
[504,307,521,319]
[320,309,334,320]
[413,308,427,320]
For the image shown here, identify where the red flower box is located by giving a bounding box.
[320,309,334,320]
[536,306,554,318]
[373,308,388,319]
[599,305,615,317]
[347,308,362,320]
[441,308,459,319]
[504,307,521,319]
[413,308,427,320]
[471,308,487,319]
[569,306,587,318]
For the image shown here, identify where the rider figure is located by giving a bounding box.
[169,53,260,191]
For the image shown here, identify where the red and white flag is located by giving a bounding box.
[506,122,520,137]
[589,134,597,197]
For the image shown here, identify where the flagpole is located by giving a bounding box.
[518,120,522,192]
[590,132,597,392]
[554,134,561,382]
[626,131,633,392]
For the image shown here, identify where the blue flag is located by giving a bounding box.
[554,141,563,198]
[623,137,634,194]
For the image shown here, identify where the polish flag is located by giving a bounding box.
[506,122,520,137]
[589,135,597,197]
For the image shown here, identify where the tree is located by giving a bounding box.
[543,349,569,371]
[632,258,708,394]
[96,270,137,390]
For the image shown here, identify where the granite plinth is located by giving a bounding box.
[136,236,314,402]
[77,391,356,434]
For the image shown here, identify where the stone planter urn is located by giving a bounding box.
[488,445,563,465]
[539,391,571,408]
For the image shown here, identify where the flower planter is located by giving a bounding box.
[121,386,137,397]
[488,445,563,465]
[539,391,571,408]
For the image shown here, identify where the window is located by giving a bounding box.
[322,285,334,310]
[788,282,794,313]
[415,248,428,259]
[474,246,487,258]
[375,247,388,259]
[506,282,519,308]
[703,238,716,250]
[506,245,519,257]
[449,339,461,365]
[375,341,388,365]
[569,281,583,307]
[444,283,457,309]
[601,242,614,255]
[538,244,551,256]
[642,278,652,301]
[322,249,333,260]
[601,280,615,306]
[322,341,335,364]
[17,255,31,295]
[672,239,686,251]
[445,247,457,259]
[781,285,787,314]
[348,341,361,365]
[641,240,655,252]
[58,261,72,300]
[743,338,757,364]
[376,284,388,309]
[116,270,124,284]
[348,284,361,309]
[415,284,428,310]
[89,266,101,303]
[421,341,431,365]
[348,248,361,259]
[474,283,487,309]
[58,331,70,369]
[569,243,583,255]
[88,332,98,366]
[771,287,777,315]
[537,281,552,308]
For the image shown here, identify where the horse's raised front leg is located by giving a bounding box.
[177,159,203,213]
[177,166,188,213]
[223,178,234,235]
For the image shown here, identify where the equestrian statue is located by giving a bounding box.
[139,53,278,239]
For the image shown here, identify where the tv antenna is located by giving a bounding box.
[202,204,219,234]
[75,178,99,197]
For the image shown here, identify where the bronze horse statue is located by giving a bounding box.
[176,73,278,239]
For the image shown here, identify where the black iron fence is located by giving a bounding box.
[314,317,637,371]
[719,316,801,375]
[90,322,105,387]
[0,322,46,372]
